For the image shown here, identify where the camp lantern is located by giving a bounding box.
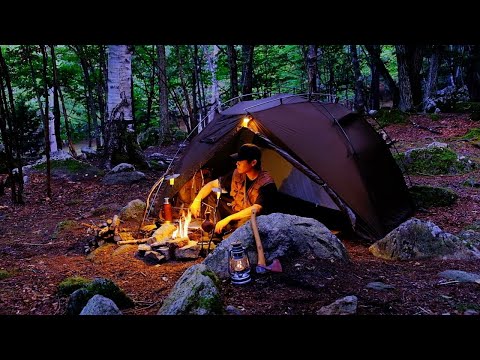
[228,242,251,285]
[165,173,180,186]
[242,115,251,128]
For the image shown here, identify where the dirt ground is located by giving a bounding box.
[1,113,479,316]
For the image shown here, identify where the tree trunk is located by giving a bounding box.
[227,45,239,101]
[97,45,107,147]
[350,45,365,113]
[39,45,52,198]
[409,45,425,111]
[190,46,199,131]
[0,47,23,204]
[175,46,195,134]
[241,45,254,100]
[364,45,400,108]
[74,46,100,148]
[144,47,156,128]
[369,45,380,110]
[49,45,62,150]
[307,45,318,95]
[207,45,220,123]
[465,45,480,101]
[57,85,77,158]
[105,45,146,169]
[423,45,442,110]
[193,45,206,120]
[157,44,169,141]
[395,45,414,112]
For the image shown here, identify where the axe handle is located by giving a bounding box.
[251,208,266,266]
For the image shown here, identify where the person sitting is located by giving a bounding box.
[189,143,277,234]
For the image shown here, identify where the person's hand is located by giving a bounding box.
[215,218,230,234]
[190,199,201,218]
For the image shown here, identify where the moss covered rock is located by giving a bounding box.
[33,159,104,180]
[402,146,475,175]
[157,264,223,315]
[375,109,408,127]
[65,277,134,315]
[409,185,458,209]
[0,269,12,280]
[369,218,461,260]
[58,276,92,296]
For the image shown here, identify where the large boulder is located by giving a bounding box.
[157,264,222,315]
[369,218,463,260]
[203,213,349,279]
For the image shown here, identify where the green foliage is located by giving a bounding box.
[33,159,101,174]
[55,220,79,232]
[201,269,221,288]
[452,102,480,113]
[0,269,12,280]
[376,109,408,127]
[460,128,480,141]
[429,114,441,121]
[409,185,458,209]
[57,276,91,296]
[85,278,134,308]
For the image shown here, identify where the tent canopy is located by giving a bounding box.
[161,94,413,241]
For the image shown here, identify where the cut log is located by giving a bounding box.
[117,237,153,245]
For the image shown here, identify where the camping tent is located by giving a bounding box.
[160,94,414,241]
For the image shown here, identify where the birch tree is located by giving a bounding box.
[105,45,146,168]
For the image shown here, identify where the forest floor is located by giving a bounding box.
[1,112,480,317]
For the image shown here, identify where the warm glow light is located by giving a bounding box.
[234,260,245,271]
[166,173,180,186]
[242,116,251,128]
[173,210,192,239]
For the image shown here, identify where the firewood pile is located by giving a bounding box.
[82,215,122,253]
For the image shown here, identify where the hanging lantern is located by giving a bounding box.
[242,116,251,128]
[228,242,251,285]
[166,173,180,186]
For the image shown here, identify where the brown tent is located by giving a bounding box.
[160,94,413,241]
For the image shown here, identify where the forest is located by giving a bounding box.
[1,45,480,316]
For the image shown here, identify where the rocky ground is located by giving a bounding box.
[0,113,479,316]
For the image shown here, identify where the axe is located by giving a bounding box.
[251,208,282,273]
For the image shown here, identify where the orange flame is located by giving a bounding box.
[172,210,192,239]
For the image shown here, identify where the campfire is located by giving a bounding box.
[83,203,214,265]
[172,210,192,240]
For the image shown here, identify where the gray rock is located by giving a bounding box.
[102,171,146,185]
[157,264,222,315]
[119,199,146,222]
[366,281,395,291]
[438,270,480,283]
[369,218,462,260]
[204,213,349,279]
[80,294,122,315]
[316,295,358,315]
[109,163,135,173]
